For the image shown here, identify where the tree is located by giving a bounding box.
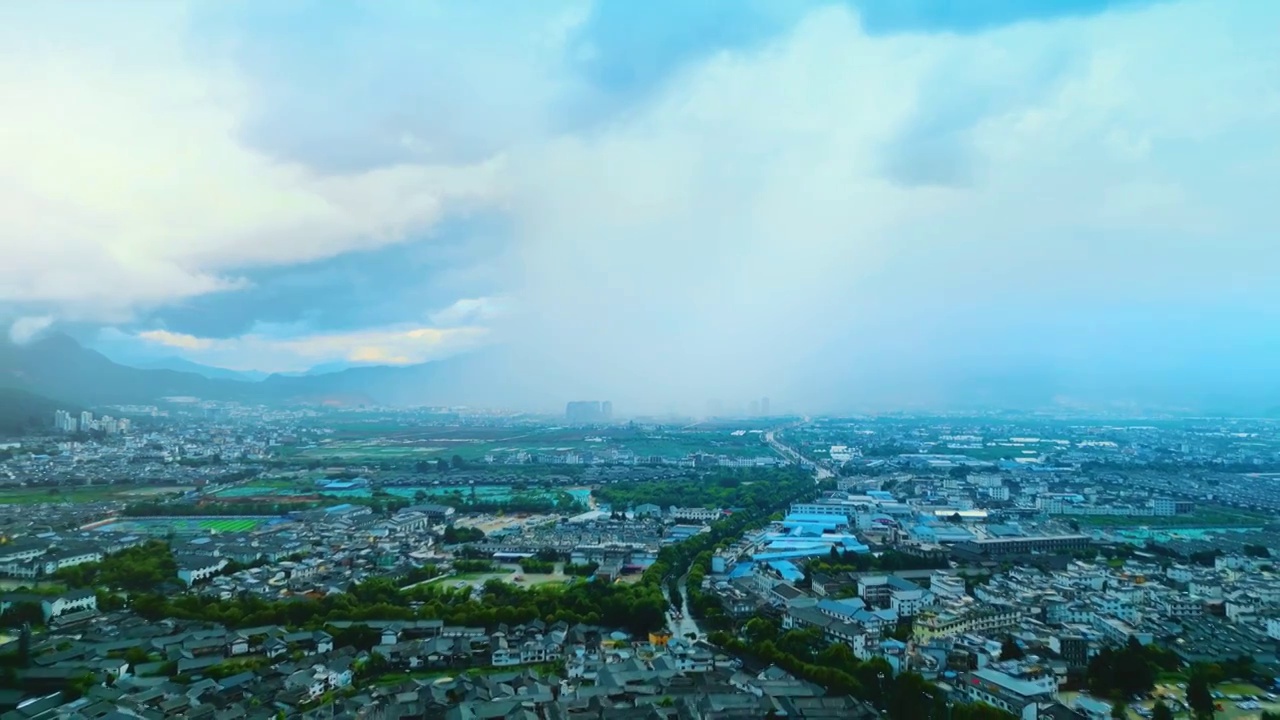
[1000,636,1024,661]
[1111,698,1128,719]
[450,455,465,469]
[1186,668,1214,720]
[17,625,31,668]
[124,646,150,668]
[1151,700,1174,720]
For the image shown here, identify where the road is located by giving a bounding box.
[765,427,833,480]
[662,571,702,639]
[659,423,827,640]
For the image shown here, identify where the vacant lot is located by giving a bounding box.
[0,485,191,505]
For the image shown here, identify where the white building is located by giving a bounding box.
[40,549,103,576]
[962,667,1057,720]
[41,590,98,622]
[670,507,722,523]
[177,555,229,586]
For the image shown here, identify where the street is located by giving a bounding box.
[765,427,833,480]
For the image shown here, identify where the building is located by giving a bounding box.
[953,535,1090,558]
[40,548,103,576]
[962,666,1057,720]
[41,590,98,623]
[53,410,77,433]
[1267,617,1280,641]
[177,555,229,586]
[566,401,611,423]
[914,607,1021,641]
[670,507,723,523]
[1152,497,1194,516]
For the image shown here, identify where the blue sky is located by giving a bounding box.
[3,0,1278,411]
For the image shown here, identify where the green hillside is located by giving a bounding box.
[0,387,69,435]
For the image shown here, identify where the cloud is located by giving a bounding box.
[429,297,509,327]
[8,0,1280,412]
[137,330,215,351]
[132,324,489,373]
[490,0,1280,411]
[8,316,54,344]
[0,3,499,323]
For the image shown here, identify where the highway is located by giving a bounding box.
[661,423,827,639]
[765,426,833,480]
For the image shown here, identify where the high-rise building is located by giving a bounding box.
[748,400,760,416]
[760,397,770,416]
[80,411,93,431]
[566,401,612,423]
[54,410,77,433]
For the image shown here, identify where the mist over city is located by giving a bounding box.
[2,0,1278,415]
[1,4,1280,718]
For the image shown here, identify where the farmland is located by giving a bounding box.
[90,516,278,535]
[285,424,776,465]
[0,484,193,506]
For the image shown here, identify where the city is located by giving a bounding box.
[3,0,1278,718]
[0,404,1277,719]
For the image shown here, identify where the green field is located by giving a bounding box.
[286,425,776,464]
[94,516,269,534]
[0,485,192,506]
[1073,507,1272,529]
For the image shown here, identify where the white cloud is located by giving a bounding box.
[8,316,54,344]
[429,297,509,327]
[5,0,1279,411]
[494,0,1280,410]
[134,324,489,373]
[0,3,499,322]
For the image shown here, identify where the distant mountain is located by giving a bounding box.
[272,361,359,377]
[133,356,269,382]
[0,387,73,435]
[0,333,258,406]
[0,333,505,409]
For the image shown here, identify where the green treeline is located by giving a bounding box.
[709,621,1016,720]
[53,541,177,592]
[595,468,810,513]
[119,469,818,638]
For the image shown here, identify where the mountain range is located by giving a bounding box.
[133,356,270,382]
[0,387,78,434]
[4,333,1279,417]
[0,333,505,409]
[130,357,361,382]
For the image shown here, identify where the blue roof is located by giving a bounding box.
[817,598,866,616]
[784,514,848,524]
[769,560,804,583]
[782,522,833,536]
[324,503,356,513]
[728,561,755,579]
[753,549,833,562]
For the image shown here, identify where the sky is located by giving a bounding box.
[2,0,1279,413]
